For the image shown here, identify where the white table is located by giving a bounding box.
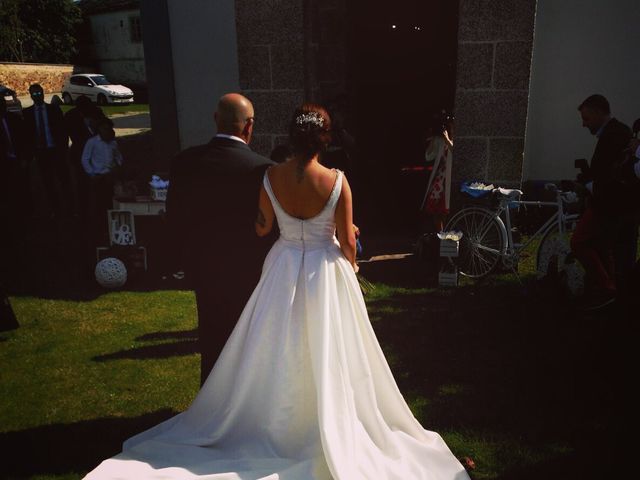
[113,197,165,216]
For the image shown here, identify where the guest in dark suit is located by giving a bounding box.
[23,83,71,218]
[64,95,107,219]
[0,96,29,217]
[571,94,633,309]
[166,93,275,385]
[0,96,29,292]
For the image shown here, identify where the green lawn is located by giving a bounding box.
[59,103,149,117]
[0,263,625,479]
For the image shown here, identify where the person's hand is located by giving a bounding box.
[576,172,591,185]
[353,262,360,273]
[352,224,360,238]
[443,129,453,147]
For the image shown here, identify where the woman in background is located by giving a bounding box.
[421,112,454,232]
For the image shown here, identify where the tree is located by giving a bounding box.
[0,0,81,64]
[0,0,24,62]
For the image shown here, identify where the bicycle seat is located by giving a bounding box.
[496,187,523,198]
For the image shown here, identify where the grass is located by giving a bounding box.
[1,254,628,480]
[59,103,149,117]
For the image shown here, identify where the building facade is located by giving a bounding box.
[139,0,640,188]
[79,0,146,86]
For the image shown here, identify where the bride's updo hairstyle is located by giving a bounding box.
[289,103,332,162]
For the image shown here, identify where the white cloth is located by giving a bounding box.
[585,181,594,194]
[215,133,247,144]
[84,170,469,480]
[81,135,123,176]
[421,135,453,211]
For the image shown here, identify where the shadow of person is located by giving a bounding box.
[0,409,176,478]
[135,328,198,342]
[92,338,198,362]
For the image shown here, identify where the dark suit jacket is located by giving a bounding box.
[589,118,632,212]
[0,112,26,166]
[166,136,275,289]
[23,103,68,155]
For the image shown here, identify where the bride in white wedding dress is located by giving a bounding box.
[84,104,470,480]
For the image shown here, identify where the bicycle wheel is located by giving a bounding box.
[536,222,584,296]
[445,207,506,278]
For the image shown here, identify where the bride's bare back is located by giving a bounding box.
[267,160,338,220]
[256,155,357,267]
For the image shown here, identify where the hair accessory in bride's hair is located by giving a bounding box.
[295,112,324,128]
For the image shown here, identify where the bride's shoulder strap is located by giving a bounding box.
[329,169,344,207]
[262,167,278,205]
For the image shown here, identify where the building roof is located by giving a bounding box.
[78,0,140,15]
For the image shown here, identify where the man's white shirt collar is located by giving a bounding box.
[595,116,612,138]
[215,133,246,144]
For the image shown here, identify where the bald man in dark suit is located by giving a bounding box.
[167,94,275,385]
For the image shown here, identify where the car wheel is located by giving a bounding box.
[97,94,108,106]
[62,92,73,105]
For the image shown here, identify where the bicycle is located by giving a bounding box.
[444,183,585,295]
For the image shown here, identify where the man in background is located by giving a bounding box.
[571,94,633,310]
[23,83,71,219]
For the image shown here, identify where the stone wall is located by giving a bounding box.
[453,0,537,187]
[234,0,348,157]
[235,0,305,157]
[0,63,74,95]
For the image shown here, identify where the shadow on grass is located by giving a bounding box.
[136,328,198,342]
[363,256,631,478]
[93,338,198,362]
[359,255,429,289]
[0,409,176,479]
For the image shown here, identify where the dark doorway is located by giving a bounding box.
[345,0,458,233]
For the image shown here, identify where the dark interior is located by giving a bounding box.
[345,0,459,232]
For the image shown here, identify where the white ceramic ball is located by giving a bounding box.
[95,257,127,288]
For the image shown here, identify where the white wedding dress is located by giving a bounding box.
[85,170,470,480]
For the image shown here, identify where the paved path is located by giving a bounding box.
[111,113,150,137]
[18,92,151,137]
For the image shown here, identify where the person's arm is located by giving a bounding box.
[335,174,357,269]
[112,141,123,166]
[255,183,275,237]
[81,137,95,175]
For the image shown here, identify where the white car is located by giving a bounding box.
[62,74,134,105]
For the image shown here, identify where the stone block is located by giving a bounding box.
[245,90,304,135]
[249,134,274,157]
[274,134,290,148]
[271,44,304,89]
[458,0,536,42]
[235,0,303,48]
[494,41,533,89]
[487,137,524,182]
[238,45,272,90]
[456,42,493,89]
[452,137,488,183]
[454,90,528,137]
